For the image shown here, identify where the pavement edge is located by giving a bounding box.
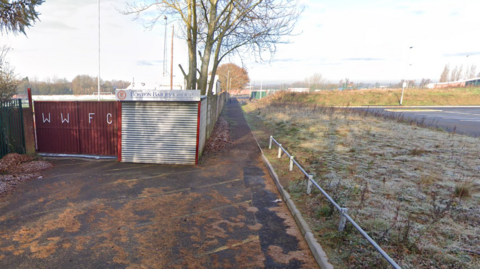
[260,154,333,269]
[243,118,334,268]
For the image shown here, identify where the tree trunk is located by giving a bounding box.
[198,0,218,95]
[185,0,197,90]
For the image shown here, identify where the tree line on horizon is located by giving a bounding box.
[272,73,434,91]
[15,75,131,96]
[439,64,479,83]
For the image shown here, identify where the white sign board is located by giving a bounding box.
[115,90,201,102]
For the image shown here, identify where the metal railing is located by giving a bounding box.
[0,99,26,159]
[269,135,401,269]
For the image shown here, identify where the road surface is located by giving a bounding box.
[354,107,480,137]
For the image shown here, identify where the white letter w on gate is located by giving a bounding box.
[42,113,51,123]
[61,113,70,124]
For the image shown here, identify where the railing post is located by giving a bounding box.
[338,208,348,231]
[307,175,313,194]
[269,135,273,149]
[289,156,294,171]
[277,144,282,158]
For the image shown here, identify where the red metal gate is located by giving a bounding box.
[34,101,118,156]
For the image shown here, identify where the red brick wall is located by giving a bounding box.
[22,107,35,155]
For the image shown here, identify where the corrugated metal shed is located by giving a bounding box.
[121,102,199,165]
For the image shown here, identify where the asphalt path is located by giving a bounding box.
[354,107,480,137]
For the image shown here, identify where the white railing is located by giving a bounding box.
[269,135,401,269]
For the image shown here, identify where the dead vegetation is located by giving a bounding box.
[0,153,52,195]
[204,116,230,154]
[243,93,480,268]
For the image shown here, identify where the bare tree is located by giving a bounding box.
[455,65,463,81]
[123,0,302,95]
[0,0,44,35]
[450,65,458,82]
[468,64,477,79]
[304,73,325,91]
[0,45,19,100]
[419,78,431,88]
[216,63,249,92]
[439,64,450,82]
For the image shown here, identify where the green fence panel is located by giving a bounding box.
[0,99,26,159]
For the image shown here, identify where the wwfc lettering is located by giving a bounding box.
[41,112,113,124]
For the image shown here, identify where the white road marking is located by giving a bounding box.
[443,111,480,117]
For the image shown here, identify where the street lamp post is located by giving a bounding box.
[400,46,413,105]
[227,70,230,93]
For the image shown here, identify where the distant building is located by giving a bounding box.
[428,77,480,89]
[288,88,309,93]
[12,94,28,100]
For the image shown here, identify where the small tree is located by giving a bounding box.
[439,64,450,82]
[419,78,431,88]
[0,0,44,35]
[468,64,477,79]
[0,45,19,101]
[304,73,324,91]
[216,63,249,92]
[456,65,463,81]
[450,65,457,82]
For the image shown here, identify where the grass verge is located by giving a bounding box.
[275,87,480,106]
[242,94,480,269]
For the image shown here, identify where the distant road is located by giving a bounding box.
[353,107,480,137]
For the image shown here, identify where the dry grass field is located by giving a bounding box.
[283,87,480,106]
[243,93,480,268]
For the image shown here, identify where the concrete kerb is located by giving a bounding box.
[250,133,334,269]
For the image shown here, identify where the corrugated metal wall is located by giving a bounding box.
[121,102,199,165]
[78,102,118,155]
[34,101,118,155]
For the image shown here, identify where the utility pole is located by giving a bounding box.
[170,25,174,90]
[163,16,167,77]
[400,46,413,105]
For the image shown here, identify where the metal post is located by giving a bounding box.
[163,16,167,77]
[400,46,413,105]
[269,136,273,149]
[17,99,26,154]
[170,25,174,90]
[289,156,294,171]
[338,208,348,231]
[97,0,101,101]
[227,70,230,93]
[277,144,282,158]
[307,175,313,194]
[27,88,33,109]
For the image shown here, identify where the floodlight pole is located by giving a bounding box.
[400,46,413,105]
[98,0,101,101]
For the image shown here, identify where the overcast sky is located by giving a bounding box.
[3,0,480,85]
